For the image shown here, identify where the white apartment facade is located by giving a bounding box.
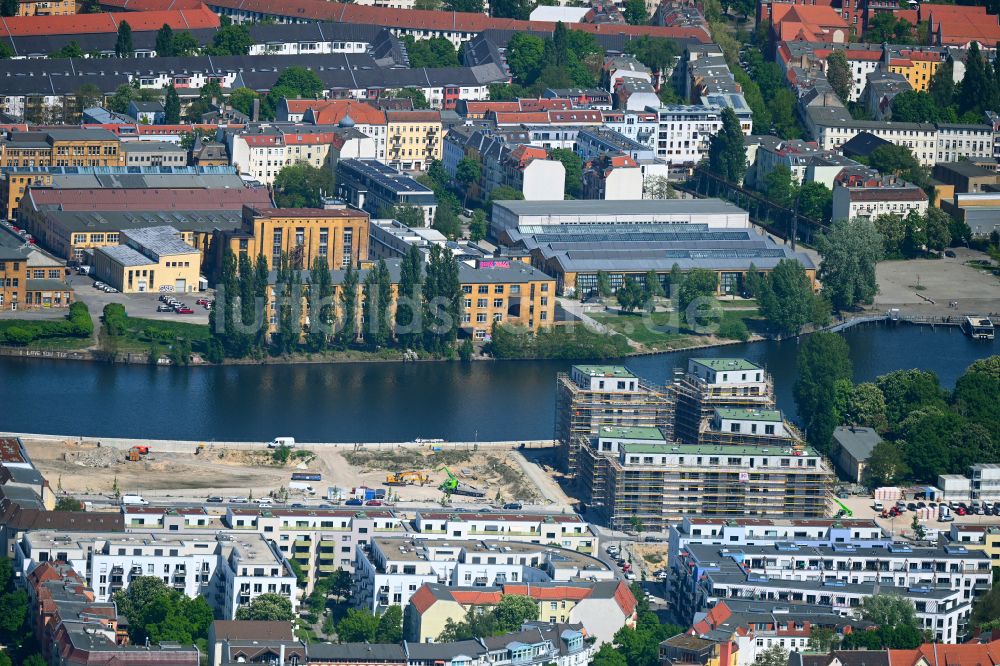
[15,530,297,620]
[831,179,929,221]
[656,105,752,167]
[411,511,598,554]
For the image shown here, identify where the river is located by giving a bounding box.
[0,322,993,442]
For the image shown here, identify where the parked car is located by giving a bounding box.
[365,500,383,506]
[503,502,523,510]
[229,497,248,504]
[945,250,957,258]
[195,298,208,305]
[175,307,194,314]
[206,496,223,503]
[345,498,363,506]
[156,305,173,312]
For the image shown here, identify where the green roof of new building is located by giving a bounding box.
[597,426,664,441]
[691,358,760,372]
[715,408,782,422]
[574,365,635,378]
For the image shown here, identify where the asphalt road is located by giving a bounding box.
[68,273,213,325]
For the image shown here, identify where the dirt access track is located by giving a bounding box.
[25,439,555,505]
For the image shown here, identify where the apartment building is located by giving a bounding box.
[226,124,376,184]
[0,129,124,169]
[412,511,597,554]
[655,104,752,166]
[353,537,615,613]
[601,110,659,151]
[673,358,776,445]
[337,159,437,226]
[122,141,187,168]
[385,111,443,171]
[579,418,830,530]
[216,205,370,274]
[459,258,555,337]
[831,173,929,221]
[93,225,201,294]
[14,0,77,16]
[671,541,992,642]
[0,236,27,312]
[405,580,637,645]
[555,365,674,478]
[667,516,893,554]
[15,530,298,620]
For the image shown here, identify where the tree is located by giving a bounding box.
[506,33,547,83]
[339,262,359,346]
[376,605,404,643]
[209,24,252,55]
[593,644,628,666]
[433,204,461,239]
[846,382,888,431]
[0,0,17,17]
[794,332,852,452]
[155,23,175,57]
[163,84,181,124]
[273,66,324,99]
[0,590,28,637]
[171,30,199,57]
[643,269,664,302]
[402,35,459,68]
[235,593,294,621]
[875,213,906,258]
[644,175,677,200]
[900,407,964,480]
[826,51,852,102]
[229,87,259,117]
[924,208,952,253]
[867,144,924,186]
[617,278,644,313]
[973,583,1000,630]
[393,87,429,109]
[797,181,832,222]
[444,0,483,10]
[493,595,538,632]
[763,165,795,207]
[864,440,909,486]
[753,645,788,666]
[707,107,747,184]
[678,269,718,313]
[967,356,1000,381]
[115,20,133,57]
[929,61,955,109]
[549,148,583,198]
[876,369,947,431]
[816,218,884,310]
[596,270,612,298]
[861,594,919,629]
[890,90,953,123]
[273,163,335,208]
[864,12,913,43]
[756,259,815,337]
[49,41,85,59]
[396,245,424,349]
[808,627,841,653]
[624,0,648,24]
[469,209,487,242]
[55,496,84,511]
[959,42,997,116]
[455,157,481,205]
[491,0,532,20]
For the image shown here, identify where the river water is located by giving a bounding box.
[0,322,993,442]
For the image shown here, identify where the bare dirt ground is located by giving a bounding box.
[875,248,1000,315]
[25,439,550,505]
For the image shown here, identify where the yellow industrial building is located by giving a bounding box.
[93,226,201,294]
[0,129,123,169]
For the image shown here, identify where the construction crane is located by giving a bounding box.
[438,467,485,497]
[385,471,430,486]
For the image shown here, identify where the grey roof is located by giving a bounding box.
[25,279,72,291]
[831,426,881,462]
[840,132,891,158]
[129,101,165,113]
[273,258,553,287]
[122,226,198,257]
[307,643,406,662]
[404,640,487,661]
[97,244,154,267]
[121,141,187,154]
[44,209,244,234]
[495,198,748,217]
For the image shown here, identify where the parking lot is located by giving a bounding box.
[68,273,212,325]
[838,494,1000,537]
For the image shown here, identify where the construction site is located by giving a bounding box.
[23,438,556,506]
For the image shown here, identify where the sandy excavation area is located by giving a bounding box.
[24,439,545,504]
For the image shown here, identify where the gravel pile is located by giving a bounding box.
[65,447,123,468]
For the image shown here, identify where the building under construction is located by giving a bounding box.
[555,365,673,480]
[578,413,831,531]
[673,358,775,445]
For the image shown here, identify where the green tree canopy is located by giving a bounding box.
[273,162,335,208]
[115,20,133,57]
[815,218,884,310]
[549,148,583,198]
[864,440,909,486]
[794,332,852,452]
[707,107,747,184]
[402,35,459,68]
[826,51,852,102]
[235,593,294,621]
[208,24,252,55]
[756,259,817,337]
[677,269,718,313]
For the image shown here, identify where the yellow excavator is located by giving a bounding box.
[386,471,430,486]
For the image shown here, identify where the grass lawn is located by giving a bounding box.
[26,336,94,351]
[107,316,211,354]
[591,306,762,351]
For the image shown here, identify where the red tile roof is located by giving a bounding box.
[204,0,711,42]
[409,585,438,614]
[450,589,505,606]
[772,3,849,42]
[297,99,387,126]
[0,5,218,36]
[99,0,204,10]
[889,640,1000,666]
[922,3,1000,45]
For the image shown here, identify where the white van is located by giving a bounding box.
[873,501,884,511]
[268,437,295,449]
[121,494,149,506]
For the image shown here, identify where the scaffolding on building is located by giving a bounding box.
[672,370,776,445]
